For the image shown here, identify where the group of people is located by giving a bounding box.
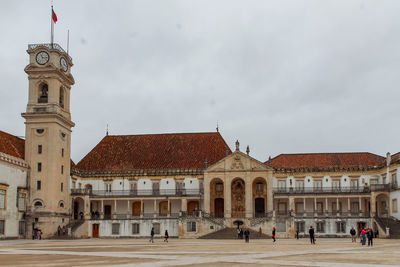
[237,228,251,242]
[351,226,375,246]
[57,225,67,236]
[32,228,42,240]
[149,227,169,243]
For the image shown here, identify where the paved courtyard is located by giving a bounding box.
[0,238,399,266]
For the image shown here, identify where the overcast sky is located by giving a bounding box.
[1,0,399,163]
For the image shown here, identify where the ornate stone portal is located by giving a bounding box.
[231,179,245,217]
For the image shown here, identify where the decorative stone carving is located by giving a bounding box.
[231,179,245,217]
[230,155,244,170]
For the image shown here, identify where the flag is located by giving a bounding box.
[52,8,58,23]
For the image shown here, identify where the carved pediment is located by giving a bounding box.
[206,151,272,172]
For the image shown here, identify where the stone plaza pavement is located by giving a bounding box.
[0,238,399,267]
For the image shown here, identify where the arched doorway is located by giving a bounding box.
[231,178,245,217]
[210,178,224,217]
[255,198,265,217]
[252,178,267,217]
[73,197,84,220]
[376,194,389,216]
[214,198,224,217]
[132,201,141,216]
[188,200,200,216]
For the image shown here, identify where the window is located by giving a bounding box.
[61,165,64,174]
[256,182,263,194]
[61,148,64,157]
[336,222,346,233]
[215,183,223,193]
[316,202,323,214]
[278,180,286,191]
[278,202,287,214]
[0,220,4,235]
[37,181,41,190]
[105,183,112,192]
[370,179,378,185]
[351,202,359,213]
[72,181,76,189]
[316,222,325,233]
[112,223,120,235]
[276,222,286,232]
[295,203,304,213]
[187,222,196,232]
[393,199,398,213]
[313,180,322,191]
[18,193,26,211]
[59,87,64,108]
[61,183,63,192]
[350,180,359,189]
[132,223,140,234]
[332,180,340,190]
[37,163,42,172]
[295,180,304,191]
[153,223,160,234]
[391,173,397,183]
[38,145,42,154]
[0,190,5,209]
[38,84,48,103]
[295,221,305,232]
[19,221,25,235]
[34,201,42,207]
[332,202,341,212]
[59,201,64,208]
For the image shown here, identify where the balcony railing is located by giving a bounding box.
[273,186,370,194]
[71,188,203,197]
[293,211,370,218]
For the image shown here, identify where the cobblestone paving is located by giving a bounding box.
[0,238,399,266]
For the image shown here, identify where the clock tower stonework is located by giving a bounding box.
[22,44,75,238]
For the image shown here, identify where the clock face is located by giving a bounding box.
[60,57,68,72]
[36,51,49,65]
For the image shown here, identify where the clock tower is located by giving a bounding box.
[22,43,75,238]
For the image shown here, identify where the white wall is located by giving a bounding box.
[0,160,28,238]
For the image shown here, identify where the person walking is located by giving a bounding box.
[258,227,262,238]
[149,227,155,243]
[164,230,169,243]
[350,227,357,243]
[237,228,241,239]
[244,228,250,243]
[296,228,299,240]
[272,227,276,242]
[309,226,315,244]
[37,229,42,240]
[239,228,243,239]
[361,227,367,246]
[367,228,373,246]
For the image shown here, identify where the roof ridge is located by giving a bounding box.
[274,152,384,157]
[105,131,221,137]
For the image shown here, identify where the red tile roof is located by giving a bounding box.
[269,152,385,171]
[392,152,400,163]
[0,130,25,159]
[74,132,231,173]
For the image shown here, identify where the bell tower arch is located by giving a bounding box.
[22,43,75,238]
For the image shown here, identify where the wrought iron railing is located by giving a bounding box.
[273,187,370,194]
[28,43,72,60]
[71,188,203,197]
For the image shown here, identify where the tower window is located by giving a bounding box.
[38,145,42,154]
[37,181,41,190]
[61,165,64,174]
[61,148,64,157]
[61,183,63,192]
[38,84,48,103]
[37,163,42,172]
[59,87,64,108]
[34,201,42,207]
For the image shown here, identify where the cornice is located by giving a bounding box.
[71,167,204,178]
[0,152,29,169]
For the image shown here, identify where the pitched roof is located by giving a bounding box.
[0,130,25,159]
[268,152,385,171]
[391,152,400,164]
[74,132,231,173]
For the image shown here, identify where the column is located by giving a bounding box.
[245,180,252,218]
[267,178,274,213]
[348,198,351,214]
[325,198,328,214]
[113,199,117,219]
[153,199,157,218]
[314,198,317,215]
[336,198,339,215]
[359,196,362,216]
[224,178,231,218]
[167,199,170,218]
[289,196,295,215]
[204,176,210,213]
[100,200,104,219]
[181,199,187,213]
[140,199,144,218]
[127,200,130,219]
[303,197,306,216]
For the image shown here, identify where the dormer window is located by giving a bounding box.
[38,84,48,103]
[59,87,64,108]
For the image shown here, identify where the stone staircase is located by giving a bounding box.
[375,216,400,238]
[198,227,270,239]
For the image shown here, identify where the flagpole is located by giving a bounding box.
[51,5,54,47]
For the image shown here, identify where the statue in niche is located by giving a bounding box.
[231,179,245,215]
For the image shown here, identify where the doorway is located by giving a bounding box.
[357,221,366,236]
[73,201,79,220]
[104,205,112,219]
[92,224,99,238]
[255,198,265,217]
[214,198,224,218]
